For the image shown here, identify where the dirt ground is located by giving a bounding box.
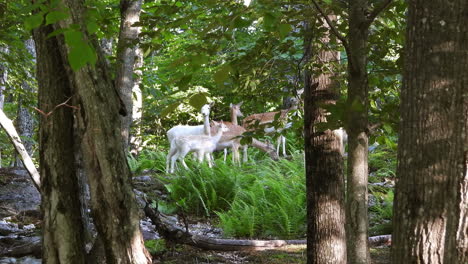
[155,244,391,263]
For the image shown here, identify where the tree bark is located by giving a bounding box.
[391,0,468,263]
[33,23,86,263]
[129,48,143,154]
[33,0,152,262]
[15,38,36,167]
[345,1,370,263]
[304,18,347,264]
[116,0,143,152]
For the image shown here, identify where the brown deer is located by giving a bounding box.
[242,98,299,157]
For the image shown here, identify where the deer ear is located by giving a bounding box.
[230,103,233,107]
[238,101,243,106]
[209,102,215,107]
[212,121,218,126]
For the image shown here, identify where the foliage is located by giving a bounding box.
[144,239,167,256]
[216,152,305,239]
[368,143,397,182]
[369,190,394,236]
[155,147,306,239]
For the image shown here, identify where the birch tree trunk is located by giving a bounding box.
[15,38,36,167]
[391,0,468,262]
[116,0,143,152]
[304,18,347,264]
[0,46,7,168]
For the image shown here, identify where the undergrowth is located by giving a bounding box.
[129,140,396,240]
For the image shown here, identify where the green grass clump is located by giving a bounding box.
[216,152,306,239]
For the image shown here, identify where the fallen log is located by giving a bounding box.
[0,236,41,258]
[145,200,392,251]
[368,234,392,247]
[144,201,304,251]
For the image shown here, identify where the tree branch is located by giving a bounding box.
[310,0,349,52]
[367,0,393,24]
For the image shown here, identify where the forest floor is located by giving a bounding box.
[154,244,390,263]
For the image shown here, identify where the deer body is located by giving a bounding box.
[168,122,228,173]
[210,102,247,163]
[243,106,296,157]
[166,103,213,173]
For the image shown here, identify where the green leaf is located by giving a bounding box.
[175,75,192,90]
[64,30,83,47]
[64,30,97,70]
[45,10,69,25]
[214,64,232,86]
[86,21,99,34]
[24,13,44,31]
[263,13,276,31]
[161,102,181,118]
[189,93,208,110]
[278,24,291,40]
[46,28,68,38]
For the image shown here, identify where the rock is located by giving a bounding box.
[0,169,40,218]
[0,257,41,264]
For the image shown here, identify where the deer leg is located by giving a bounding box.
[206,152,213,168]
[281,135,287,156]
[223,148,228,163]
[166,143,178,173]
[242,145,248,162]
[276,136,281,156]
[232,144,240,164]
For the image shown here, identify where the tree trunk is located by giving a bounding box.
[116,0,143,152]
[0,109,40,190]
[130,48,143,154]
[33,23,86,263]
[345,1,370,263]
[0,46,7,168]
[391,0,468,263]
[34,0,152,262]
[15,38,36,167]
[304,18,347,264]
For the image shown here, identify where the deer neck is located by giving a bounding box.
[212,126,224,142]
[203,114,211,136]
[230,109,238,126]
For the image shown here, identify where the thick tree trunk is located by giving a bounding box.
[304,19,347,264]
[116,0,143,152]
[15,38,36,167]
[33,0,152,262]
[391,0,468,263]
[346,1,370,263]
[33,23,86,263]
[51,0,151,262]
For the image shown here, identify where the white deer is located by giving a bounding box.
[242,98,298,157]
[165,103,213,172]
[168,121,229,173]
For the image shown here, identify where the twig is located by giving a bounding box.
[33,96,80,118]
